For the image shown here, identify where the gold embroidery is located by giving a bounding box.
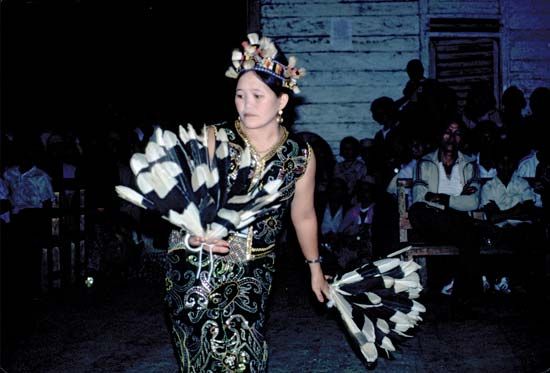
[296,142,312,182]
[234,119,289,162]
[228,231,276,261]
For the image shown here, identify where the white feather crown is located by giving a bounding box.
[225,33,306,94]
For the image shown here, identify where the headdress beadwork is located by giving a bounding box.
[225,33,306,94]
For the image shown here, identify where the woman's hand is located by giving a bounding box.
[188,236,230,255]
[309,265,331,303]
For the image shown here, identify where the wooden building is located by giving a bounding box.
[247,0,550,152]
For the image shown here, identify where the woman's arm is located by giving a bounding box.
[291,150,330,302]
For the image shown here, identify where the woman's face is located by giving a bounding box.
[235,71,288,130]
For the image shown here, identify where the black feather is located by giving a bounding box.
[328,251,426,364]
[116,125,283,240]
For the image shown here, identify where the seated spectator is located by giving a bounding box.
[333,136,368,195]
[472,120,500,179]
[3,137,55,305]
[320,178,349,241]
[43,132,81,190]
[3,143,55,215]
[408,120,482,307]
[318,178,350,275]
[340,178,376,236]
[386,134,427,199]
[480,147,543,292]
[0,176,10,224]
[513,147,548,209]
[481,148,536,226]
[337,178,377,270]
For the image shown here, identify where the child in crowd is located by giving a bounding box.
[338,178,376,271]
[318,178,350,275]
[333,136,368,196]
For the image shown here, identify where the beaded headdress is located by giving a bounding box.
[225,33,306,94]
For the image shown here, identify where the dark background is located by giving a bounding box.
[1,0,248,135]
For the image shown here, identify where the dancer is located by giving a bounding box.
[117,33,424,371]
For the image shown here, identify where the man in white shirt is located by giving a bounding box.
[513,150,544,208]
[481,147,543,292]
[409,121,482,307]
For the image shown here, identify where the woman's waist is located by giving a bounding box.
[168,230,276,262]
[228,232,276,261]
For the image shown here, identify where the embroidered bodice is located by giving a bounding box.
[216,120,311,257]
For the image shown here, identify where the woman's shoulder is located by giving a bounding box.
[286,130,313,160]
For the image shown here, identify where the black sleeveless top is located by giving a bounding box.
[214,120,312,258]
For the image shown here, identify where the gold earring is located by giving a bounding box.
[277,109,284,124]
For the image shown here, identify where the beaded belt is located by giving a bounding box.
[168,230,275,263]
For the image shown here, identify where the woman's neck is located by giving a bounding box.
[239,121,284,155]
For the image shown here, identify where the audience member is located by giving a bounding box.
[501,86,527,157]
[370,96,405,188]
[513,147,547,209]
[408,120,482,308]
[396,59,457,146]
[472,120,500,179]
[386,134,427,198]
[3,136,55,310]
[480,146,542,292]
[462,83,503,132]
[338,178,377,270]
[395,59,435,110]
[3,140,55,215]
[296,131,336,215]
[318,177,350,275]
[320,177,349,240]
[333,136,368,195]
[524,87,550,156]
[535,154,550,225]
[0,177,10,224]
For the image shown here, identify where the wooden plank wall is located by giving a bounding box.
[428,0,500,15]
[503,0,550,102]
[260,0,549,152]
[261,0,421,153]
